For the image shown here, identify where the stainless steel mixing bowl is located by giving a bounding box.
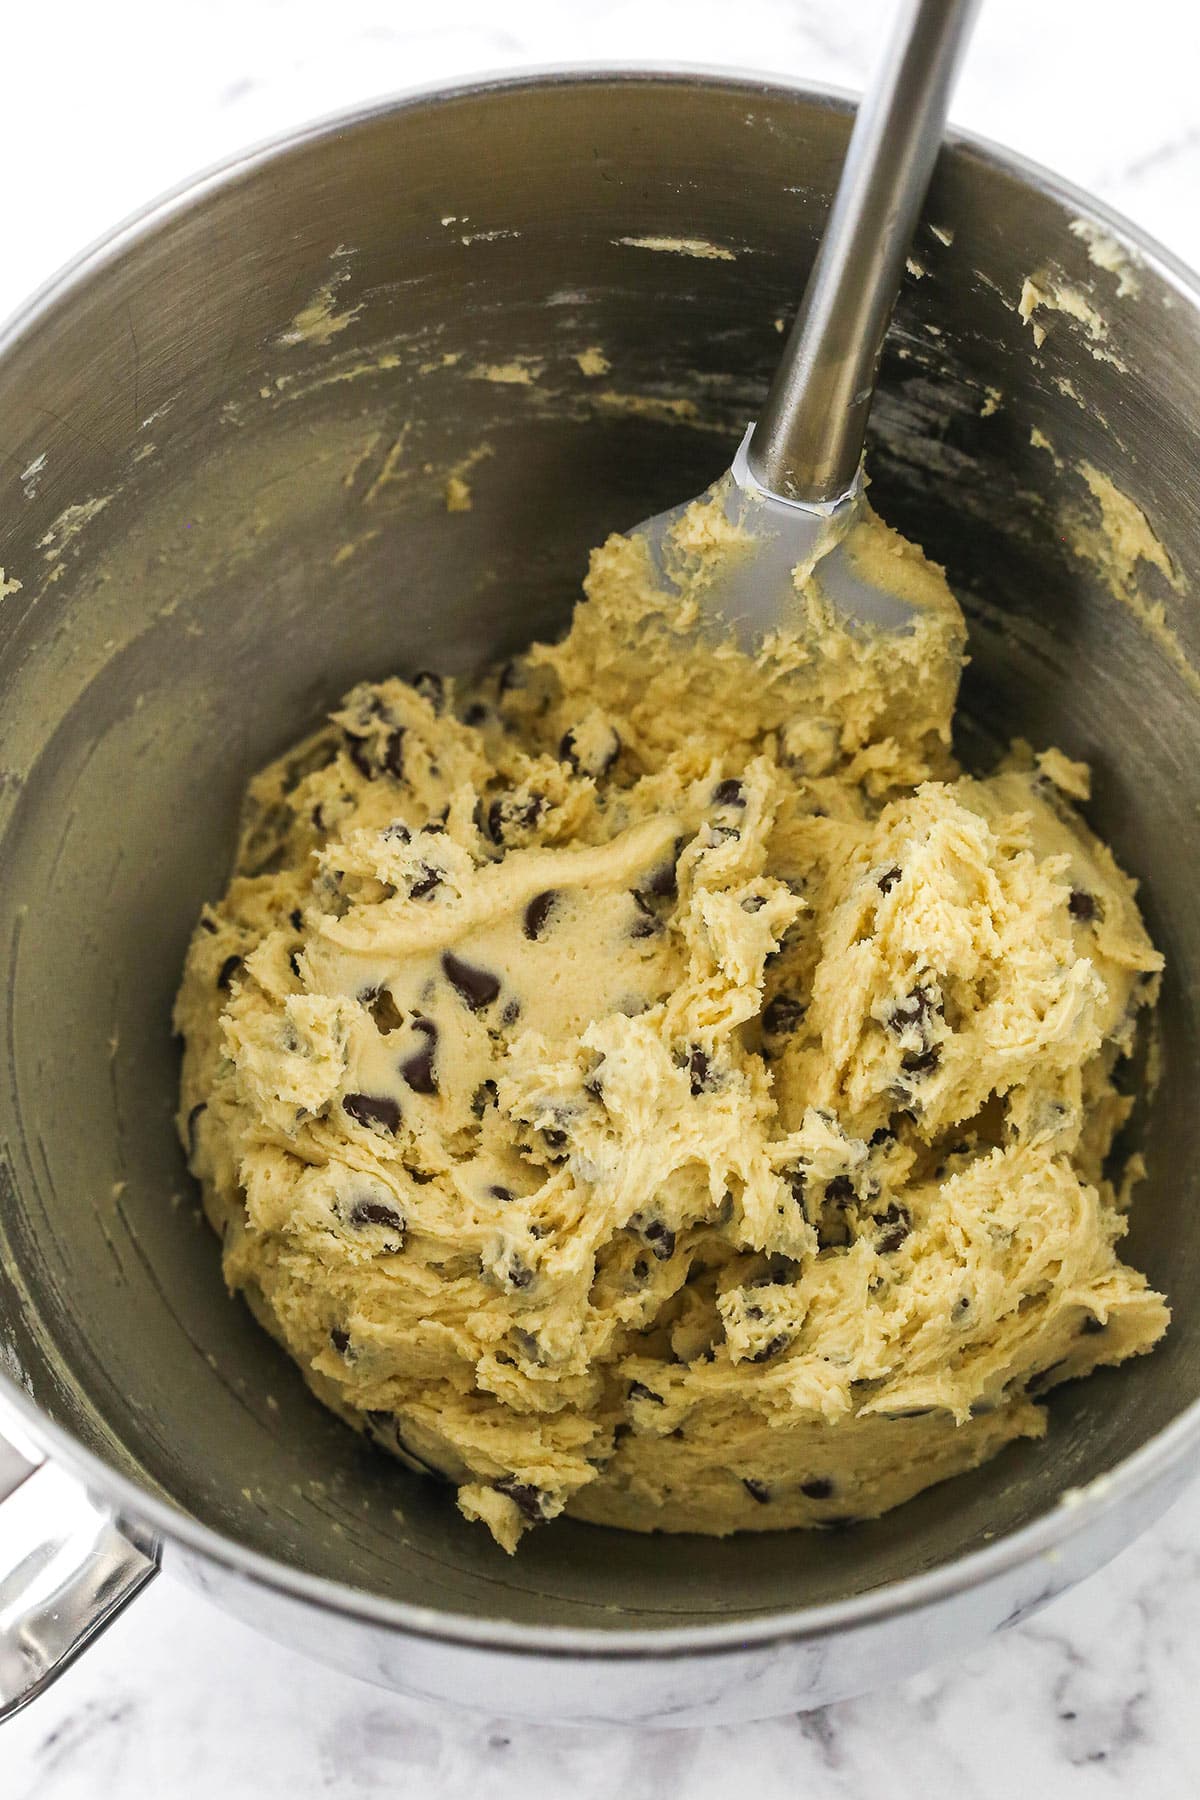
[1,69,1198,1728]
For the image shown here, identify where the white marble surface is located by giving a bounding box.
[4,0,1200,1792]
[4,1486,1200,1798]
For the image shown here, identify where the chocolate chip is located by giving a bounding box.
[888,985,943,1033]
[500,795,543,842]
[877,866,902,894]
[749,1333,791,1363]
[344,732,374,779]
[742,895,767,913]
[785,1164,808,1202]
[541,1126,567,1152]
[524,890,558,940]
[505,1255,534,1291]
[289,909,303,930]
[800,1476,834,1500]
[485,791,547,847]
[382,821,411,844]
[343,1093,401,1134]
[186,1101,207,1154]
[484,798,506,844]
[409,864,442,900]
[463,701,490,727]
[520,794,546,831]
[874,1202,911,1252]
[200,916,219,935]
[900,1045,941,1075]
[1068,889,1099,922]
[557,729,581,771]
[559,724,620,778]
[628,891,662,939]
[401,1019,438,1095]
[495,1476,549,1522]
[712,778,746,807]
[403,1163,434,1185]
[412,670,445,713]
[643,1220,675,1261]
[638,843,683,901]
[364,986,404,1034]
[688,1049,712,1096]
[501,999,522,1027]
[1080,1313,1107,1335]
[825,1175,855,1204]
[383,728,405,780]
[488,1184,513,1202]
[289,949,303,978]
[762,993,805,1036]
[471,1080,498,1118]
[330,1326,351,1354]
[869,1126,895,1147]
[632,1257,649,1280]
[216,954,242,991]
[743,1478,771,1504]
[443,950,501,1010]
[628,1380,664,1404]
[347,1197,405,1232]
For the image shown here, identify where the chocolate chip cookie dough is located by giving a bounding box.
[176,488,1168,1553]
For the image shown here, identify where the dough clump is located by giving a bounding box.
[176,491,1167,1553]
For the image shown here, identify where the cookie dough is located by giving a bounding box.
[176,488,1168,1553]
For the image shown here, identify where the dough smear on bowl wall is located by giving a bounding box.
[175,487,1168,1554]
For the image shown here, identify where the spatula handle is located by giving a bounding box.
[747,0,980,504]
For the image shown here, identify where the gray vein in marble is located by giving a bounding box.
[1106,123,1200,187]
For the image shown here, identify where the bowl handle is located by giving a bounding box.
[0,1427,159,1721]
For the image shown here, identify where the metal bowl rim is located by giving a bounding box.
[2,61,1198,1659]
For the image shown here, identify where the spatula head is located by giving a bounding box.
[630,429,922,651]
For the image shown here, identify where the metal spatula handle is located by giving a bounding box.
[747,0,981,505]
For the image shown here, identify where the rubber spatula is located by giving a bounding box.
[629,0,980,643]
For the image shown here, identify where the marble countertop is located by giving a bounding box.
[4,1,1200,1794]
